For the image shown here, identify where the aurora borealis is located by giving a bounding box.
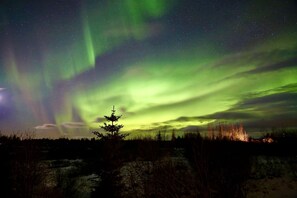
[1,0,297,138]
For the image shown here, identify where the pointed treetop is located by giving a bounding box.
[112,105,115,114]
[105,105,121,122]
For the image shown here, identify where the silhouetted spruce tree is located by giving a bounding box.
[91,106,127,197]
[93,105,128,140]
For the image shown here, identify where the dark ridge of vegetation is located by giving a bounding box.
[0,129,297,198]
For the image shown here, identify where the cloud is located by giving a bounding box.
[34,122,91,139]
[236,92,297,111]
[168,90,297,130]
[171,116,199,122]
[180,125,201,132]
[163,116,205,124]
[227,57,297,81]
[35,124,57,130]
[231,92,297,118]
[94,117,105,123]
[275,83,297,93]
[200,112,254,120]
[34,124,61,139]
[211,48,297,84]
[244,57,297,75]
[206,91,297,129]
[61,122,87,129]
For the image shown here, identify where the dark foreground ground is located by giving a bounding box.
[0,132,297,198]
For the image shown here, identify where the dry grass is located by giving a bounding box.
[208,122,249,142]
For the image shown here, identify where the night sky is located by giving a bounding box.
[1,0,297,138]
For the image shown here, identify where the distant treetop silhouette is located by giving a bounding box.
[93,106,128,140]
